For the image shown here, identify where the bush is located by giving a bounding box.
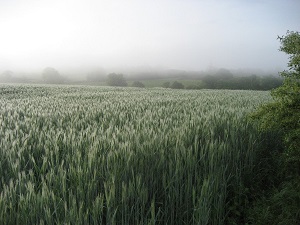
[246,179,300,225]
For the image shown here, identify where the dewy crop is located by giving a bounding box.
[0,84,271,225]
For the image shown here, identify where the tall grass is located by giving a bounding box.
[0,84,271,224]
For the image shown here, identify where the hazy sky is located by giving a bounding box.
[0,0,299,72]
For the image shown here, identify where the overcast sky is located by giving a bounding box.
[0,0,299,73]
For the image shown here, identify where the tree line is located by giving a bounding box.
[201,74,282,90]
[1,67,282,91]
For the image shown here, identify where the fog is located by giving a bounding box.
[0,0,299,78]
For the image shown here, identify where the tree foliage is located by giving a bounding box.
[162,82,170,88]
[42,67,64,84]
[132,81,145,88]
[202,74,282,90]
[170,81,184,89]
[252,31,300,171]
[106,73,128,87]
[86,68,106,82]
[0,70,14,82]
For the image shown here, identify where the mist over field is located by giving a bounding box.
[0,0,299,80]
[1,0,300,223]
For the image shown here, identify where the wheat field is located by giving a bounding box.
[0,84,271,224]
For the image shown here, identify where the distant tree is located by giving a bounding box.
[0,70,13,82]
[215,68,234,79]
[132,81,145,88]
[260,75,283,90]
[185,84,196,89]
[170,81,184,89]
[236,76,255,90]
[106,73,128,87]
[249,74,260,90]
[162,82,170,88]
[86,68,106,82]
[42,67,64,84]
[201,74,282,90]
[186,84,203,90]
[202,75,217,89]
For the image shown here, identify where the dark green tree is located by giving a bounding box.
[260,75,283,90]
[253,30,300,172]
[106,73,128,87]
[202,75,217,89]
[240,31,300,225]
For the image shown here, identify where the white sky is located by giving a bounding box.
[0,0,299,72]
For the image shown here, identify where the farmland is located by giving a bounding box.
[0,84,271,224]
